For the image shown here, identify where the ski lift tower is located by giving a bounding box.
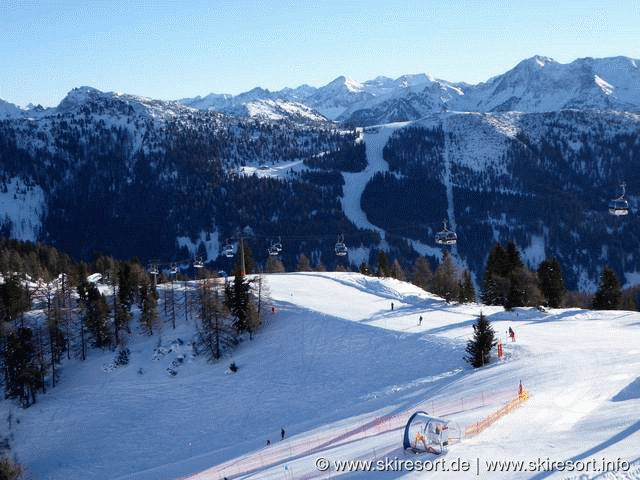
[148,260,160,287]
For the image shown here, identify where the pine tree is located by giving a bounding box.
[78,280,110,348]
[224,265,253,334]
[0,274,29,323]
[0,456,23,480]
[465,312,496,368]
[432,250,459,302]
[198,280,235,359]
[296,253,312,272]
[458,270,476,303]
[265,255,285,273]
[592,266,622,310]
[390,259,406,281]
[139,283,159,335]
[359,262,371,276]
[482,243,509,305]
[4,327,43,406]
[412,256,433,291]
[537,258,565,308]
[377,251,389,277]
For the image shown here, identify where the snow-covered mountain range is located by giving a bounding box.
[2,55,640,290]
[179,56,640,125]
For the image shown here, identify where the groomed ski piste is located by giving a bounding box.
[3,272,640,480]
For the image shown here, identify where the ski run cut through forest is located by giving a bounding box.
[1,271,640,479]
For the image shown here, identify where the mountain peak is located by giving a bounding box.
[327,76,363,92]
[57,86,103,110]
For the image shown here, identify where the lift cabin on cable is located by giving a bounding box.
[335,234,348,256]
[222,240,235,258]
[609,183,629,216]
[268,237,283,256]
[435,219,457,246]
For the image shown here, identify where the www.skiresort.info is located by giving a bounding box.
[316,455,632,474]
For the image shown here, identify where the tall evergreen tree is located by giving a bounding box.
[458,270,476,303]
[78,281,110,348]
[0,275,29,324]
[198,280,235,360]
[359,262,372,276]
[4,327,43,406]
[0,456,23,480]
[482,243,509,305]
[390,259,406,281]
[465,312,496,368]
[432,250,459,302]
[592,266,622,310]
[412,256,433,291]
[139,283,159,335]
[377,251,389,277]
[225,265,253,334]
[296,253,312,272]
[537,258,566,308]
[265,255,285,273]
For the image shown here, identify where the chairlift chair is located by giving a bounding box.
[335,234,348,256]
[609,183,629,216]
[149,264,159,276]
[435,219,457,245]
[222,241,235,258]
[193,257,204,268]
[273,236,283,253]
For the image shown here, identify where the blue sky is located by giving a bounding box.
[1,0,639,107]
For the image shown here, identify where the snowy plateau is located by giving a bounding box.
[3,272,640,479]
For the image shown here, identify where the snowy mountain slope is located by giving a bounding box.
[178,56,640,125]
[0,99,22,119]
[0,176,46,241]
[3,272,640,480]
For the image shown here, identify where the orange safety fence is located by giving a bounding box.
[464,389,530,438]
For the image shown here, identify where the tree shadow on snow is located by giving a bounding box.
[612,376,640,402]
[528,420,640,480]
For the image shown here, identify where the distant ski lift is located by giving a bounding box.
[273,236,283,253]
[169,264,178,276]
[222,240,235,258]
[268,237,283,256]
[148,263,159,276]
[608,183,629,216]
[335,234,348,256]
[193,256,204,268]
[435,219,457,245]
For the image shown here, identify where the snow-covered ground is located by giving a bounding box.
[2,272,640,480]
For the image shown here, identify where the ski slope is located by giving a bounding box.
[2,272,640,480]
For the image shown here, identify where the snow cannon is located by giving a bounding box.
[403,411,461,455]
